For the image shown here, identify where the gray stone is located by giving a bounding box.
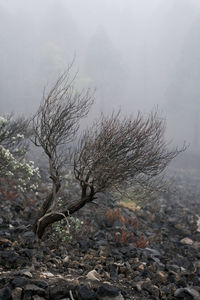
[23,231,35,239]
[11,276,28,288]
[23,284,45,297]
[47,283,70,300]
[78,285,95,300]
[143,248,161,257]
[32,280,48,289]
[96,284,124,300]
[0,287,12,300]
[1,250,20,267]
[174,287,200,299]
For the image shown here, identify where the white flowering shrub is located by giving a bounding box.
[0,115,40,195]
[0,114,30,158]
[0,117,7,126]
[51,216,84,242]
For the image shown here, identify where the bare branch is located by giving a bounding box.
[32,65,94,174]
[74,110,186,194]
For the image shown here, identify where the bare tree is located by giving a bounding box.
[34,107,185,239]
[32,65,93,237]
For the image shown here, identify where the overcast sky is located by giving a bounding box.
[0,0,200,149]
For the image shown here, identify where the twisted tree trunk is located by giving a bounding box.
[33,179,61,235]
[33,181,94,239]
[34,195,92,239]
[33,155,61,237]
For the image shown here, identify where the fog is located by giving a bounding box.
[1,0,200,151]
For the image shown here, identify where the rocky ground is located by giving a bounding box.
[0,165,200,299]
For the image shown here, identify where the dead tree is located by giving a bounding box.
[34,107,185,239]
[32,65,93,237]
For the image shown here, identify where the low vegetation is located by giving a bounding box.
[0,115,40,197]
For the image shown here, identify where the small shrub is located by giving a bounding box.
[113,184,157,211]
[51,216,84,242]
[104,207,149,248]
[104,208,138,229]
[135,234,150,248]
[0,115,40,196]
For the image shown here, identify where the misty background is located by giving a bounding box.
[0,0,200,153]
